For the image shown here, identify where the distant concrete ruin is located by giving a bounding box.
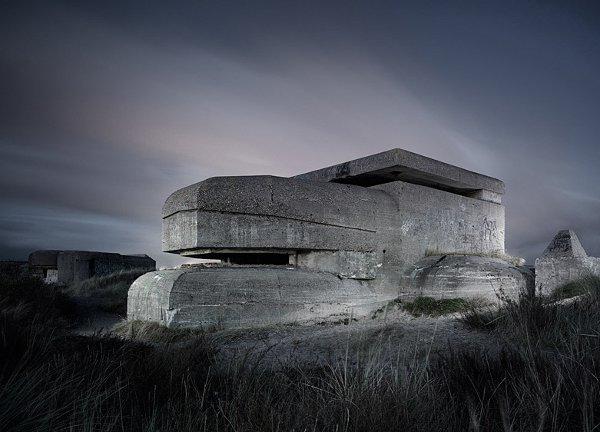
[0,261,29,279]
[128,148,531,328]
[29,250,156,285]
[535,230,600,294]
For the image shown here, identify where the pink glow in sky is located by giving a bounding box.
[1,1,599,267]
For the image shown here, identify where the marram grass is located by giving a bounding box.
[2,274,600,431]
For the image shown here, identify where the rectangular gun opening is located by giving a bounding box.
[181,249,295,265]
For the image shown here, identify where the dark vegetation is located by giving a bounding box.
[549,274,600,301]
[1,274,600,431]
[64,269,149,315]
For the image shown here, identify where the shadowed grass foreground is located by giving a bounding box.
[1,275,600,431]
[63,269,150,315]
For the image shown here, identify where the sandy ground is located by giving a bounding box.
[72,300,502,369]
[206,307,502,369]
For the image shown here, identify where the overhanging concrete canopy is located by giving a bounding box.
[294,148,504,202]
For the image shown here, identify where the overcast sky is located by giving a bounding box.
[1,0,599,268]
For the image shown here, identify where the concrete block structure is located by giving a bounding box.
[129,148,529,328]
[535,230,600,294]
[29,250,156,285]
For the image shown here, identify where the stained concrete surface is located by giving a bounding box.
[406,255,534,301]
[128,265,385,329]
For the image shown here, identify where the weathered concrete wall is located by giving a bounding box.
[162,176,392,253]
[56,252,90,284]
[295,250,378,280]
[128,266,383,329]
[535,230,600,294]
[29,250,60,268]
[373,180,504,296]
[405,255,534,301]
[29,250,61,281]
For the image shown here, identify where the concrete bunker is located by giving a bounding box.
[129,148,531,328]
[535,230,600,295]
[29,250,156,285]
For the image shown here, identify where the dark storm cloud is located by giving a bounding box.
[0,0,599,266]
[0,201,151,255]
[396,3,600,259]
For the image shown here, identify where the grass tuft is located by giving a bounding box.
[0,275,75,328]
[403,296,471,317]
[549,274,600,301]
[463,275,600,347]
[112,320,206,344]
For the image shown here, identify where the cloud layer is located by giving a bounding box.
[1,0,599,266]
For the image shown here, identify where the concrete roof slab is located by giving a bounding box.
[293,148,504,195]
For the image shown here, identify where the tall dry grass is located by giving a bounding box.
[2,274,600,430]
[64,269,150,315]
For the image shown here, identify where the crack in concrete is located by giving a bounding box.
[165,209,377,233]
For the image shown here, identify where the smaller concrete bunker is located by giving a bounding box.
[129,148,530,328]
[29,250,156,285]
[535,230,600,295]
